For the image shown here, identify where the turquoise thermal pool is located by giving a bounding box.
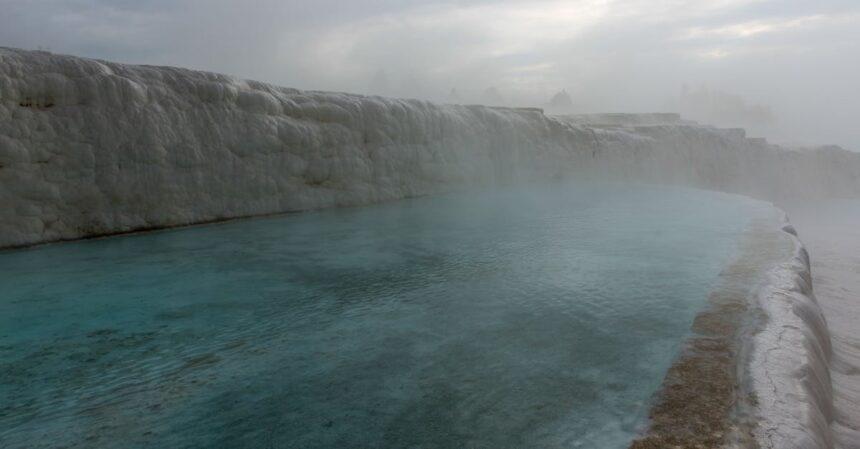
[0,182,770,449]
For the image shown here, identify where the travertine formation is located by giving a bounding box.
[1,47,857,448]
[749,219,835,449]
[2,47,860,249]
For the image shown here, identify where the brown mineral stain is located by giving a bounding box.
[630,221,788,449]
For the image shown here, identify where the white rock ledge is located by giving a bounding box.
[2,47,860,249]
[0,47,856,448]
[750,216,836,449]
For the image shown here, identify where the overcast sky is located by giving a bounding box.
[2,0,859,149]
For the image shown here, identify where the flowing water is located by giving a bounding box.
[0,182,771,449]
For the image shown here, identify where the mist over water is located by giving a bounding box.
[1,1,859,447]
[0,182,771,448]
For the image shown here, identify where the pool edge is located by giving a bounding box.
[630,209,836,449]
[747,213,835,449]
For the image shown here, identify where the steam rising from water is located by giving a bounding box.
[0,183,770,448]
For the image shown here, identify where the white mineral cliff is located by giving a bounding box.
[1,47,858,448]
[2,48,860,249]
[750,220,837,449]
[782,204,860,449]
[0,48,585,248]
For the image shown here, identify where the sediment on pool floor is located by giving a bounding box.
[629,220,790,449]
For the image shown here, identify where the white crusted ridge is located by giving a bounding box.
[0,47,856,448]
[3,47,860,248]
[0,47,591,248]
[749,214,836,449]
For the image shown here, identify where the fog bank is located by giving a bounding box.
[1,0,858,150]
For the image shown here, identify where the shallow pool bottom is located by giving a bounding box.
[0,182,772,449]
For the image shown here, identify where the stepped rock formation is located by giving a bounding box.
[2,48,860,249]
[1,47,858,448]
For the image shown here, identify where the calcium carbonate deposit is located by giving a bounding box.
[2,47,860,250]
[2,47,859,448]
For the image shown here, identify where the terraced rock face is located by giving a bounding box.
[0,48,597,248]
[2,47,858,449]
[3,48,860,249]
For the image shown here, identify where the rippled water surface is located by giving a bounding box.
[0,182,769,449]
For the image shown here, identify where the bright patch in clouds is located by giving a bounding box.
[682,14,837,40]
[698,48,732,59]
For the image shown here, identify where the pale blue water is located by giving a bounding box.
[0,182,769,449]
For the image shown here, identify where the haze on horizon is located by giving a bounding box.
[2,0,858,150]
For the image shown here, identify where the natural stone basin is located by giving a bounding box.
[0,181,772,448]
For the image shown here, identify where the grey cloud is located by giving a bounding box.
[1,0,858,149]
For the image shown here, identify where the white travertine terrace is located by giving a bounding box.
[1,47,858,448]
[782,206,860,449]
[751,220,837,449]
[3,47,860,250]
